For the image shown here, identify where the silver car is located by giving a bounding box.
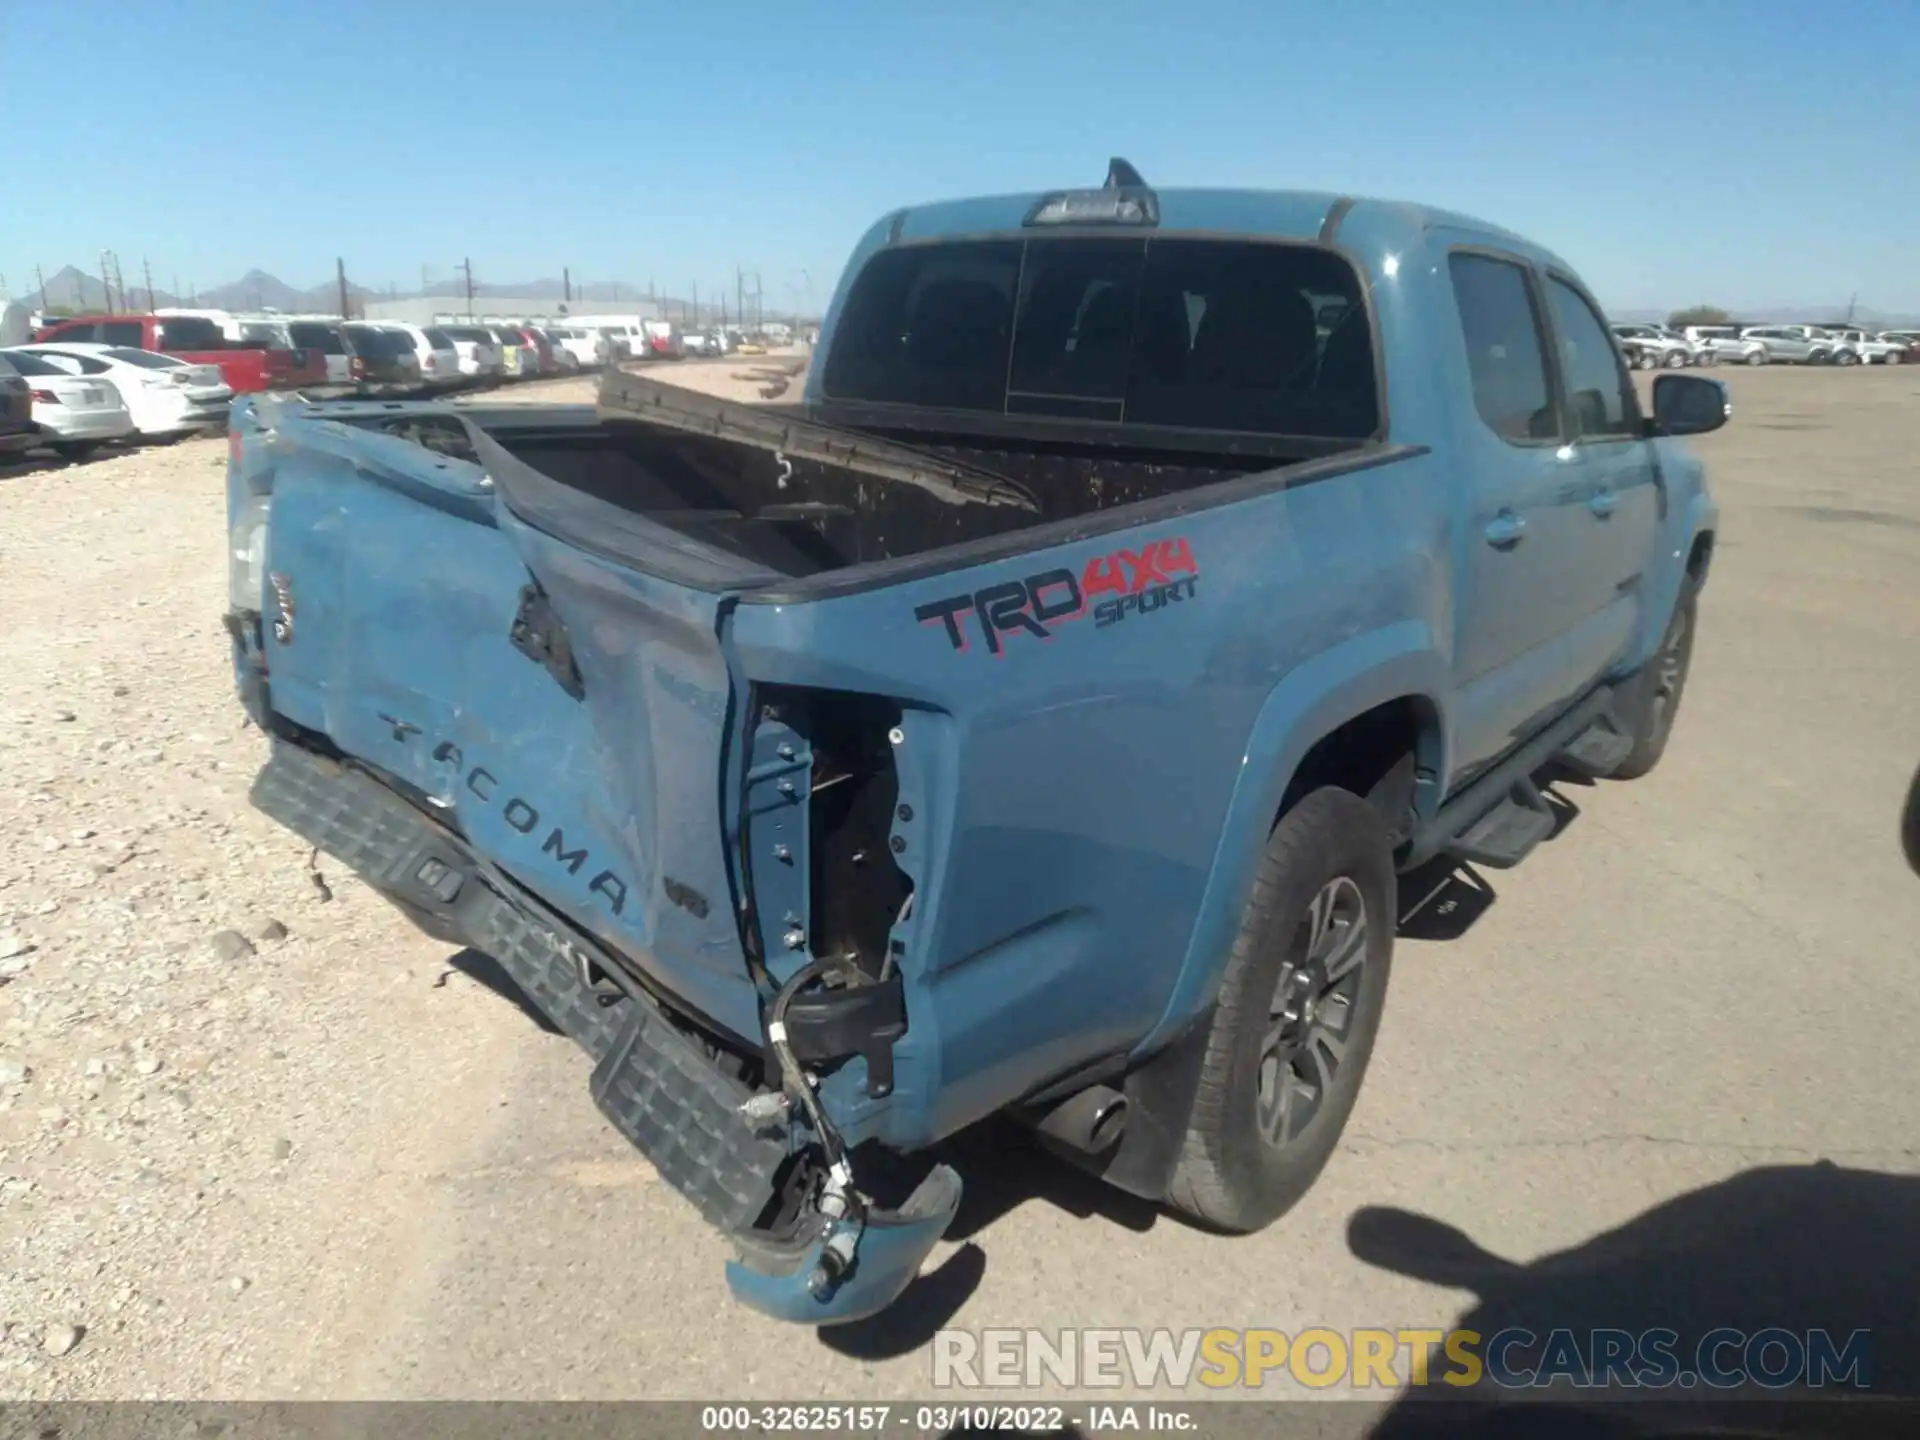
[1739,326,1834,365]
[1684,325,1768,365]
[1609,323,1694,368]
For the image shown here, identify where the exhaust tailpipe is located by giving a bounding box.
[1035,1084,1128,1155]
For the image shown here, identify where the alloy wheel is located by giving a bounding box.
[1257,876,1368,1149]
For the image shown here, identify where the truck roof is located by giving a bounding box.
[879,186,1568,272]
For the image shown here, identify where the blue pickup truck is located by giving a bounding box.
[225,161,1725,1325]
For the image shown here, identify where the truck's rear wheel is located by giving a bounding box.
[1168,787,1394,1233]
[1611,588,1697,780]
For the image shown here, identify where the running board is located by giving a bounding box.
[1447,778,1555,869]
[1557,721,1635,779]
[1403,685,1614,871]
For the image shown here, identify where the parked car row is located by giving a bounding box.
[0,341,235,461]
[1610,321,1920,369]
[21,308,629,401]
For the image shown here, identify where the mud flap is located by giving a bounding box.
[724,1165,963,1326]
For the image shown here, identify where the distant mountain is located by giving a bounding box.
[39,264,177,311]
[198,269,376,312]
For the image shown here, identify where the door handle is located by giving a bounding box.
[1589,488,1618,519]
[1484,511,1527,548]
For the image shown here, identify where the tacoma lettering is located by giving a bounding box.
[426,739,630,916]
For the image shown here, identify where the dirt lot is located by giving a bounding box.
[1,364,1916,1405]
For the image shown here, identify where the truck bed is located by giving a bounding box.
[338,372,1349,592]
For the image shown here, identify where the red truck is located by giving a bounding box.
[29,313,327,394]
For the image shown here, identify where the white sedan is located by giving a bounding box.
[0,348,135,458]
[15,342,232,438]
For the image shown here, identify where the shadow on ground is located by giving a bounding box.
[1356,1162,1919,1438]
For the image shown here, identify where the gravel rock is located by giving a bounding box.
[0,931,33,960]
[0,1060,29,1086]
[43,1323,83,1357]
[252,917,290,943]
[206,929,256,961]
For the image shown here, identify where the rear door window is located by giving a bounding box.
[158,316,225,350]
[821,235,1377,440]
[1448,253,1556,444]
[1544,277,1637,441]
[287,322,346,355]
[101,321,146,346]
[423,327,455,348]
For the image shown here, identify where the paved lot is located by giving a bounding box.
[2,364,1915,1411]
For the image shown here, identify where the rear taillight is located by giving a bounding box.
[31,388,59,404]
[350,357,367,381]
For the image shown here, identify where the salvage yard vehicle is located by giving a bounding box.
[339,323,423,394]
[1609,322,1693,367]
[32,312,327,394]
[1825,327,1906,364]
[225,161,1722,1327]
[15,342,232,437]
[1684,325,1768,365]
[0,347,135,458]
[0,355,40,458]
[440,325,505,380]
[1740,325,1833,365]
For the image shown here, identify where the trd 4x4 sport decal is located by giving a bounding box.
[914,536,1199,656]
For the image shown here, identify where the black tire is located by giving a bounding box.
[1664,348,1688,368]
[1746,348,1768,366]
[1612,587,1698,780]
[1902,765,1920,878]
[1168,786,1396,1232]
[53,441,99,462]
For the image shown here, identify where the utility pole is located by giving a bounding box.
[99,251,113,313]
[691,280,698,325]
[337,257,349,319]
[563,267,572,304]
[460,257,474,317]
[113,254,128,312]
[36,265,47,310]
[144,257,155,311]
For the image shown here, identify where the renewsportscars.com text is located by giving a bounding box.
[933,1326,1873,1391]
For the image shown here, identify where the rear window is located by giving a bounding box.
[423,327,455,348]
[0,350,63,376]
[158,316,226,350]
[39,350,112,375]
[287,322,346,355]
[102,346,180,368]
[344,327,412,358]
[820,236,1379,440]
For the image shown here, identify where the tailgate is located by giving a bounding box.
[184,349,263,393]
[231,408,759,1037]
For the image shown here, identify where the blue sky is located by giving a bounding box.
[5,0,1916,314]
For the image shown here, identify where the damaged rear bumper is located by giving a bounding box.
[247,739,958,1323]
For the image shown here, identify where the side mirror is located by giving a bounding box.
[1650,373,1731,436]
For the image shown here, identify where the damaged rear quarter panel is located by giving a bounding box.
[726,453,1441,1146]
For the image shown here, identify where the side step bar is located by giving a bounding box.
[1448,778,1555,869]
[1404,686,1616,871]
